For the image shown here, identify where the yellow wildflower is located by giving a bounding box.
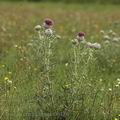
[4,77,9,81]
[2,65,5,67]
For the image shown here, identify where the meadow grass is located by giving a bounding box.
[0,2,120,120]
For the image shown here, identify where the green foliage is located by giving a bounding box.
[0,0,120,4]
[0,3,120,120]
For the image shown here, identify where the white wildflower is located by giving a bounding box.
[115,84,119,87]
[108,88,112,91]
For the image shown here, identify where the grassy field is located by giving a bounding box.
[0,2,120,120]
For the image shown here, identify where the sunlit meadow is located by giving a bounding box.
[0,2,120,120]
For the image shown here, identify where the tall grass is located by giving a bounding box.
[0,3,120,120]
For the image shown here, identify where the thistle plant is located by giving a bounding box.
[101,29,120,43]
[26,18,60,118]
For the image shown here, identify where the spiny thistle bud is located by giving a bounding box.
[35,25,41,31]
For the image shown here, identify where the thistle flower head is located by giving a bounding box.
[77,32,85,37]
[76,32,85,42]
[44,18,54,29]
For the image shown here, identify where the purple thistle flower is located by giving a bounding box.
[44,18,54,29]
[76,32,85,42]
[77,32,85,37]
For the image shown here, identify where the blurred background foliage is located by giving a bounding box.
[0,0,120,4]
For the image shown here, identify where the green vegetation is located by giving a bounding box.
[0,3,120,120]
[0,0,120,4]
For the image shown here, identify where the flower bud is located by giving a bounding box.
[45,29,53,36]
[35,25,41,31]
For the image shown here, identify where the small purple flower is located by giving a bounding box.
[44,18,54,29]
[76,32,85,42]
[78,32,85,37]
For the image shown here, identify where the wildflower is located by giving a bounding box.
[117,78,120,82]
[43,18,54,29]
[87,42,101,49]
[108,88,112,91]
[114,118,118,120]
[4,77,9,81]
[45,28,53,36]
[35,25,41,31]
[76,32,85,42]
[115,84,119,87]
